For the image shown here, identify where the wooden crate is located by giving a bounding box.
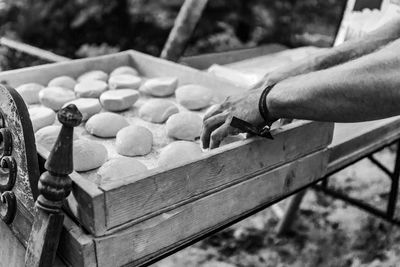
[0,50,333,240]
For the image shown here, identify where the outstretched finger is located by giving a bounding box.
[203,104,223,122]
[201,112,228,149]
[209,120,234,149]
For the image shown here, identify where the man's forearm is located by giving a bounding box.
[266,17,400,84]
[267,39,400,122]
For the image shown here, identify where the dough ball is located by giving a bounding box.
[29,107,56,132]
[77,70,108,82]
[166,112,202,141]
[116,125,153,156]
[175,84,213,110]
[139,77,178,97]
[48,76,76,90]
[35,125,78,151]
[110,66,139,77]
[97,157,147,184]
[16,83,45,105]
[39,86,76,111]
[100,89,139,112]
[139,99,179,123]
[74,80,108,98]
[158,141,202,167]
[85,112,129,138]
[63,98,101,121]
[108,74,142,90]
[73,139,107,172]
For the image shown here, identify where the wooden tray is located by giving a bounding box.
[0,50,334,238]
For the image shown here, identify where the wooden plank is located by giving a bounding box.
[160,0,208,62]
[328,116,400,173]
[101,121,333,230]
[0,219,66,267]
[95,149,329,267]
[37,147,107,236]
[0,52,132,88]
[0,37,71,63]
[58,216,97,267]
[180,44,287,69]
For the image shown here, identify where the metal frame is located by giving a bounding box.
[314,140,400,226]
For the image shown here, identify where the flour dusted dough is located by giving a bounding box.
[85,112,129,138]
[73,139,108,172]
[139,77,178,97]
[39,86,76,110]
[175,84,213,110]
[64,98,101,121]
[99,89,139,111]
[74,80,108,98]
[139,99,179,123]
[29,107,56,132]
[166,112,202,140]
[97,157,147,184]
[108,74,142,90]
[35,125,78,151]
[77,70,108,82]
[16,83,45,105]
[158,141,202,167]
[110,66,139,77]
[116,125,153,156]
[48,76,76,90]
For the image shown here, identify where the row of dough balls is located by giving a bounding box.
[35,125,203,183]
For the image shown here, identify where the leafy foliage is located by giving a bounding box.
[0,0,346,60]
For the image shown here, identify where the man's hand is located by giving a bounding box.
[201,87,266,149]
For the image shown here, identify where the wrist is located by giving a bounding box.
[258,84,279,125]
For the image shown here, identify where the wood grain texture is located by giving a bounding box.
[328,117,400,173]
[0,85,39,211]
[95,149,329,267]
[180,44,287,70]
[37,147,107,236]
[0,51,333,237]
[101,121,333,230]
[160,0,208,62]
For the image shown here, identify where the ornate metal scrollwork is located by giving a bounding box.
[0,112,17,224]
[0,156,17,191]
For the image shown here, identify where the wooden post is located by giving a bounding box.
[25,104,82,267]
[160,0,208,62]
[0,37,71,63]
[276,189,308,235]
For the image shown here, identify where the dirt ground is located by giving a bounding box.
[153,148,400,267]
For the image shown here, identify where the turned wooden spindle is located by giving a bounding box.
[25,104,82,267]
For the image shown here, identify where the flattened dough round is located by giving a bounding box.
[139,77,178,97]
[16,83,45,105]
[77,70,108,82]
[74,80,108,98]
[35,125,78,151]
[100,89,139,111]
[97,157,147,184]
[139,99,179,123]
[39,86,76,110]
[166,112,202,141]
[29,107,56,132]
[48,76,76,90]
[64,98,101,121]
[85,112,129,138]
[110,66,139,77]
[116,125,153,156]
[158,141,202,167]
[175,84,213,110]
[73,139,108,172]
[108,74,141,90]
